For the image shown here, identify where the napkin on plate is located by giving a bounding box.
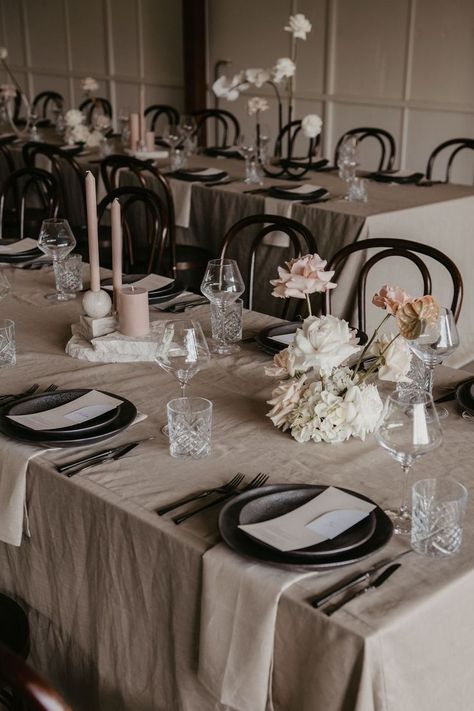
[173,167,228,182]
[267,184,328,200]
[199,543,315,711]
[125,149,169,161]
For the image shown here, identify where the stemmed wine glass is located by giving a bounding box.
[179,115,197,155]
[201,258,245,355]
[37,218,76,301]
[155,319,210,435]
[237,135,260,184]
[375,390,443,535]
[407,307,459,418]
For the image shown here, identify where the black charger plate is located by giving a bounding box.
[267,186,328,201]
[219,484,393,569]
[370,171,424,185]
[0,389,137,447]
[172,168,228,182]
[0,248,43,263]
[456,378,474,416]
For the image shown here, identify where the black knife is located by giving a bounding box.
[57,439,146,474]
[325,564,401,616]
[310,550,409,608]
[63,441,141,477]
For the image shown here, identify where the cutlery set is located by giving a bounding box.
[56,438,152,476]
[157,297,208,313]
[157,473,269,524]
[311,550,409,614]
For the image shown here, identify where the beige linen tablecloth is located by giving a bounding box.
[0,268,474,711]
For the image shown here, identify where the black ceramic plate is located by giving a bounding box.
[172,168,228,182]
[238,488,376,556]
[100,276,185,304]
[456,378,474,416]
[219,484,393,569]
[0,248,43,263]
[267,186,328,201]
[370,171,424,185]
[255,321,368,356]
[203,146,243,160]
[0,389,137,447]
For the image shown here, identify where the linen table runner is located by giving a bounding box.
[199,542,315,711]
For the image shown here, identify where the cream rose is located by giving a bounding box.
[370,334,412,383]
[301,114,322,139]
[290,315,361,373]
[284,13,312,40]
[65,109,84,127]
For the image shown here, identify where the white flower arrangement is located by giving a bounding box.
[247,97,269,116]
[81,76,99,94]
[301,114,323,139]
[284,14,312,40]
[265,256,439,444]
[65,109,84,128]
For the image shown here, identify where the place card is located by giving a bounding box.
[238,486,375,552]
[274,184,325,196]
[7,390,122,430]
[269,333,295,346]
[0,238,39,255]
[102,274,167,293]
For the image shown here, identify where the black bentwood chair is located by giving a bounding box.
[78,97,113,125]
[425,138,474,183]
[191,108,240,148]
[144,104,180,134]
[334,127,396,172]
[322,238,463,333]
[31,91,64,125]
[220,214,318,319]
[0,167,59,240]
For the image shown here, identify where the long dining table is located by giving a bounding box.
[0,266,473,711]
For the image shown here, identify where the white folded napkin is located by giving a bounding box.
[126,149,169,160]
[168,178,192,228]
[0,439,44,546]
[198,543,315,711]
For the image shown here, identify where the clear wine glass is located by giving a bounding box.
[155,319,210,396]
[162,124,182,168]
[237,134,258,183]
[201,258,245,355]
[375,390,443,535]
[338,136,359,183]
[407,307,459,418]
[179,115,197,155]
[37,218,76,301]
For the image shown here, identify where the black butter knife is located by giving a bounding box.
[57,440,145,475]
[325,563,401,616]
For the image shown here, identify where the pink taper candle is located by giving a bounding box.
[129,113,139,151]
[85,171,100,292]
[139,85,146,143]
[111,198,122,310]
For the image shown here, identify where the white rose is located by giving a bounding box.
[343,384,383,440]
[284,13,312,40]
[245,68,270,88]
[65,109,84,127]
[290,315,361,374]
[0,84,16,100]
[247,96,269,115]
[272,57,296,83]
[301,114,322,139]
[370,334,412,383]
[86,129,104,148]
[0,47,8,60]
[81,76,99,93]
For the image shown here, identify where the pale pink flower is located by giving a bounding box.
[372,285,411,315]
[266,376,307,430]
[264,349,293,378]
[270,253,337,300]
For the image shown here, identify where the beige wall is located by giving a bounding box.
[0,0,185,128]
[208,0,474,183]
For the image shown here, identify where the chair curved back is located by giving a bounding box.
[0,167,59,239]
[220,214,318,318]
[425,138,474,182]
[0,136,16,177]
[334,127,396,171]
[97,186,171,275]
[274,119,321,160]
[78,97,113,125]
[191,109,240,148]
[22,142,86,228]
[32,92,64,122]
[144,104,180,134]
[323,238,463,332]
[0,642,71,711]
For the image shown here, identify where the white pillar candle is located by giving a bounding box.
[129,112,140,151]
[111,198,122,310]
[85,171,100,293]
[118,286,150,337]
[146,131,155,152]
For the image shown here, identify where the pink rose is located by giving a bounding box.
[372,285,411,315]
[270,254,337,300]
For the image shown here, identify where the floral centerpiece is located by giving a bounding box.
[0,46,33,136]
[64,77,110,148]
[212,13,322,175]
[265,255,440,443]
